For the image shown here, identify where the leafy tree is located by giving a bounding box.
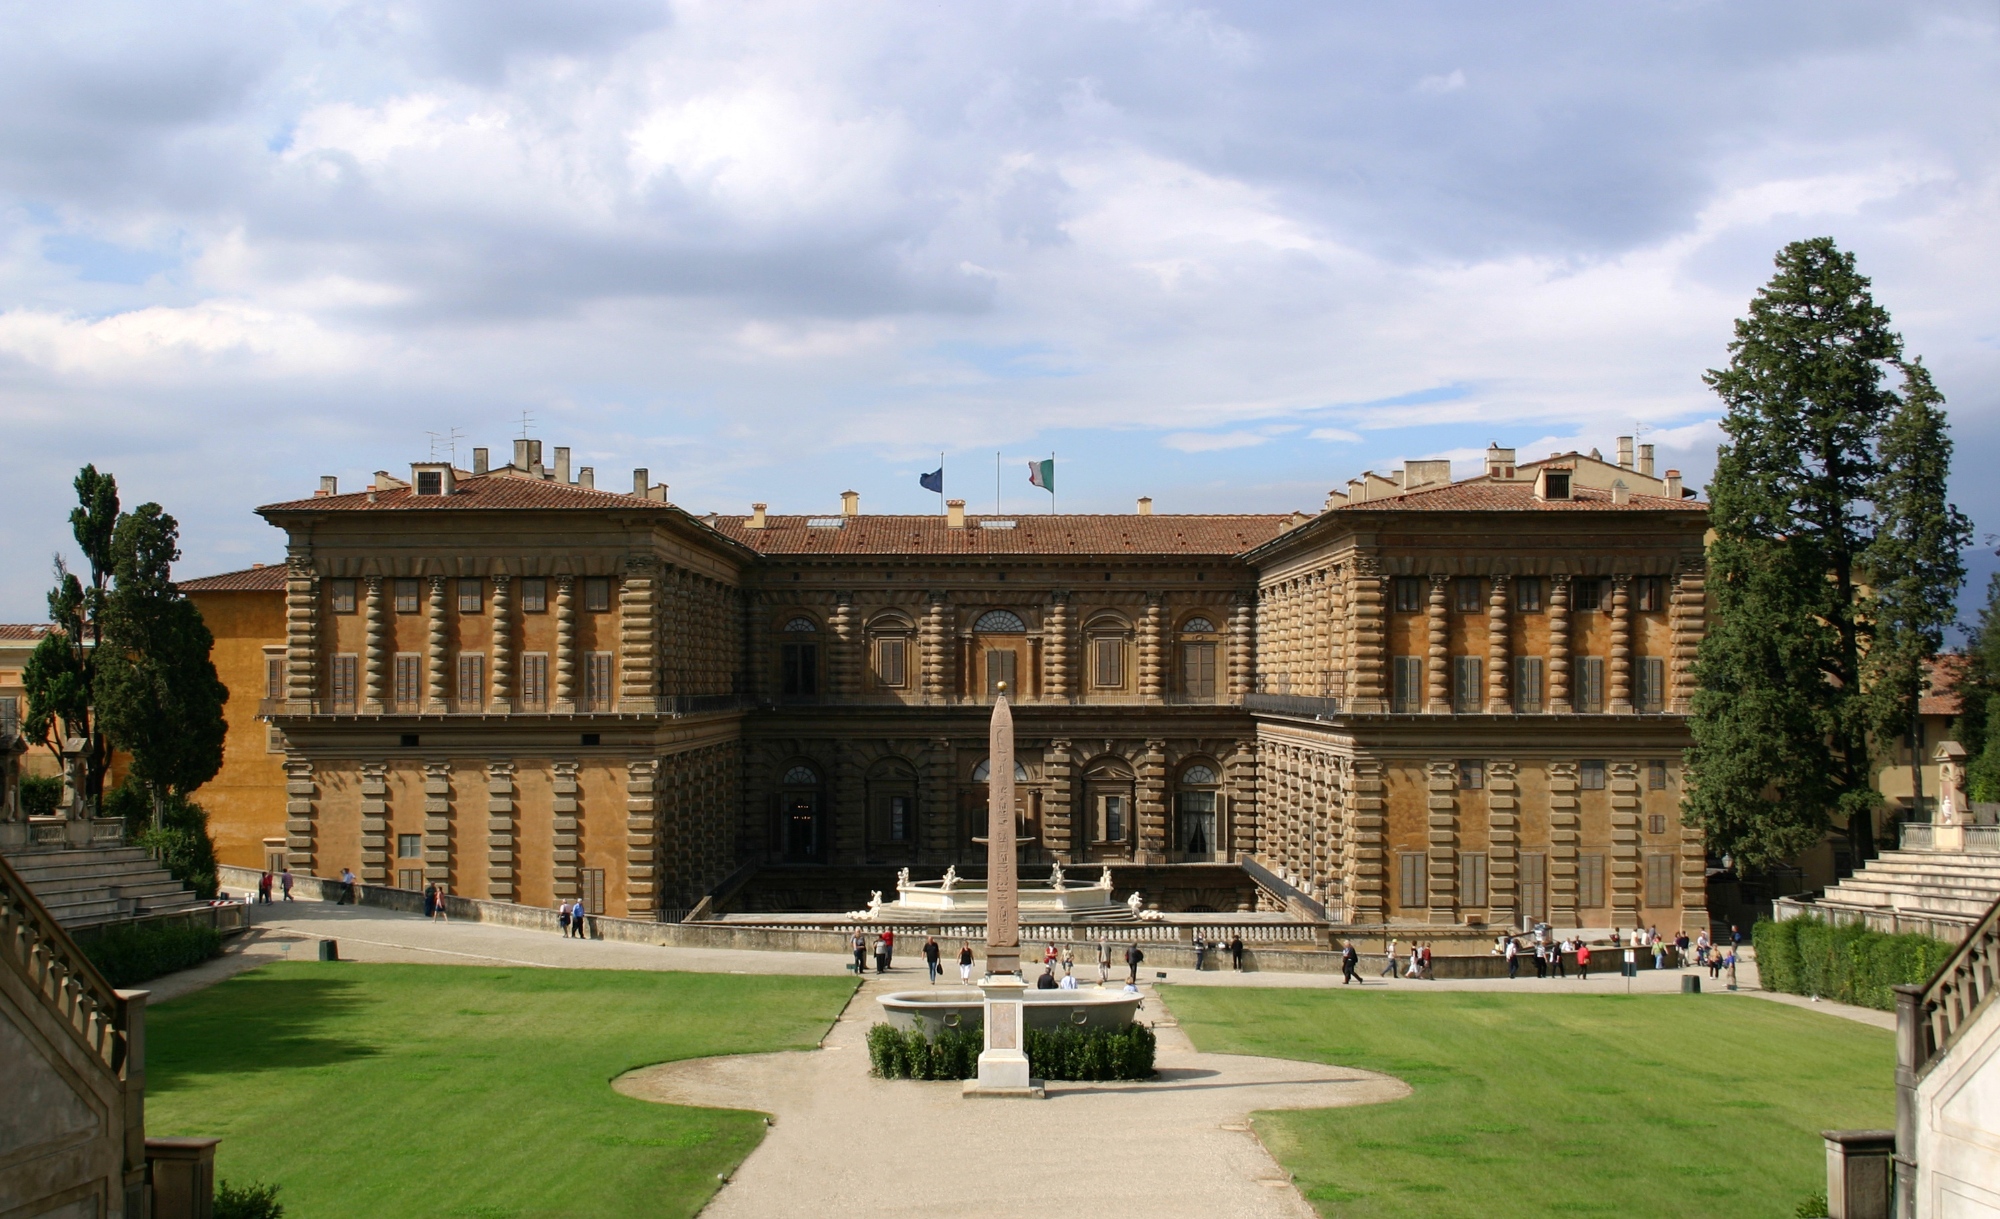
[103,783,220,899]
[22,466,120,804]
[18,775,63,817]
[1688,237,1968,870]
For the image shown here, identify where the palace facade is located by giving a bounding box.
[181,436,1711,931]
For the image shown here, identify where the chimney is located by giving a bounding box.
[1638,443,1655,477]
[749,503,768,529]
[1665,469,1683,499]
[529,439,545,478]
[1485,445,1517,479]
[633,468,649,496]
[1323,489,1349,511]
[947,498,966,529]
[841,489,859,517]
[373,470,391,491]
[513,439,532,471]
[1348,477,1370,503]
[1404,460,1453,490]
[554,447,571,484]
[473,447,489,475]
[578,466,594,489]
[1617,436,1634,469]
[319,475,338,496]
[1137,496,1153,515]
[1611,479,1631,505]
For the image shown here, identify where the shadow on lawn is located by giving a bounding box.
[149,972,384,1091]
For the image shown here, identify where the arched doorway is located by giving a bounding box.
[780,762,823,860]
[1176,761,1222,861]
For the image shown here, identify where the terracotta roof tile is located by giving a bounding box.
[1337,478,1705,512]
[259,474,674,515]
[706,514,1288,557]
[181,565,289,592]
[0,624,50,641]
[1923,654,1968,718]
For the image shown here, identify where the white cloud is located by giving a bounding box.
[1417,69,1467,94]
[1309,428,1362,443]
[1161,431,1270,452]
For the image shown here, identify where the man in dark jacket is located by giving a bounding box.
[1125,942,1144,984]
[1341,941,1359,984]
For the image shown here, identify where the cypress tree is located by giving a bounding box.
[1957,576,2000,800]
[22,466,120,804]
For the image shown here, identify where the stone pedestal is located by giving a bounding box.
[964,973,1043,1098]
[1822,1129,1895,1219]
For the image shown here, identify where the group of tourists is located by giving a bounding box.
[253,869,295,903]
[850,928,899,973]
[1500,934,1592,979]
[556,899,588,938]
[421,884,450,921]
[1383,939,1439,980]
[1190,933,1247,971]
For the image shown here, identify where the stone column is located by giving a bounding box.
[363,576,388,713]
[1140,595,1165,704]
[1487,759,1521,929]
[1045,738,1075,860]
[1609,574,1633,714]
[829,593,858,699]
[1044,593,1071,702]
[1669,559,1705,714]
[1426,573,1450,713]
[423,759,452,888]
[1548,761,1579,924]
[486,761,517,902]
[1548,574,1573,714]
[1137,739,1168,863]
[554,576,577,712]
[619,557,660,713]
[1426,759,1458,924]
[552,760,581,901]
[1347,755,1387,923]
[1487,573,1513,713]
[359,761,389,884]
[1349,559,1386,712]
[626,758,661,919]
[1609,760,1641,925]
[490,575,513,712]
[426,576,449,713]
[1229,592,1255,700]
[284,553,318,710]
[283,756,316,876]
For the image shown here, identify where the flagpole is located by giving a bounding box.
[939,451,945,516]
[1051,451,1056,515]
[996,450,1001,516]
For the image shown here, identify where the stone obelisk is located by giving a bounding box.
[970,682,1036,1095]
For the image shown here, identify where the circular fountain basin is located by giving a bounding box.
[876,986,1141,1037]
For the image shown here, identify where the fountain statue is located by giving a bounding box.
[940,865,958,891]
[1099,865,1114,890]
[1127,890,1145,917]
[1049,860,1065,891]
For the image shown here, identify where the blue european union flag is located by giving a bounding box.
[919,468,943,493]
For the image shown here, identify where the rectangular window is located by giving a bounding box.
[580,868,606,916]
[874,637,907,688]
[1453,656,1483,713]
[521,578,549,613]
[1571,579,1604,612]
[583,577,612,613]
[586,652,615,710]
[1393,576,1424,613]
[1577,657,1605,713]
[1392,656,1423,713]
[1097,794,1127,842]
[1093,637,1125,689]
[1636,657,1666,712]
[1516,577,1543,613]
[781,643,819,696]
[1645,853,1674,908]
[1519,852,1547,922]
[1458,759,1484,790]
[985,648,1017,696]
[1637,576,1664,612]
[1515,656,1544,713]
[265,655,284,700]
[1649,759,1668,790]
[1182,641,1218,698]
[1580,759,1606,790]
[1454,577,1484,613]
[888,795,912,842]
[398,868,424,892]
[330,578,357,614]
[458,579,483,614]
[1399,852,1427,910]
[394,653,422,709]
[0,695,18,735]
[332,654,358,710]
[521,653,549,710]
[267,725,285,754]
[458,653,485,707]
[1459,852,1488,907]
[398,833,422,858]
[1578,853,1606,909]
[1648,814,1668,836]
[394,578,421,614]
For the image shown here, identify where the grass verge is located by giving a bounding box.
[1168,987,1892,1219]
[145,962,855,1219]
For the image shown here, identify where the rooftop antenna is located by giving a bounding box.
[425,427,466,463]
[518,410,535,440]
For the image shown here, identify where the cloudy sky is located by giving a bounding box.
[3,0,1998,622]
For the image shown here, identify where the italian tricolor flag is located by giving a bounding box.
[1027,458,1054,493]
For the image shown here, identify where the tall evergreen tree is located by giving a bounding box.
[1957,575,2000,800]
[22,466,120,804]
[1686,237,1964,870]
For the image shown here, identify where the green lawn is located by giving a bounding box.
[145,963,856,1219]
[1169,987,1893,1219]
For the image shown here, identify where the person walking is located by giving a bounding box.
[572,900,588,939]
[423,885,437,918]
[1420,942,1434,980]
[959,941,975,983]
[281,867,295,901]
[1506,936,1521,980]
[1576,940,1591,980]
[1125,941,1144,984]
[1652,936,1666,972]
[258,871,273,904]
[558,900,572,938]
[1405,941,1422,978]
[1061,944,1074,977]
[852,931,868,975]
[923,936,941,984]
[1096,938,1111,985]
[1193,933,1208,971]
[1383,937,1398,978]
[1553,937,1568,979]
[1341,941,1359,985]
[1230,933,1245,972]
[873,933,889,975]
[339,867,357,905]
[1044,941,1058,973]
[882,927,896,969]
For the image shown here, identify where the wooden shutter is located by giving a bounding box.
[1645,854,1673,908]
[457,653,484,707]
[1515,657,1543,712]
[332,654,358,709]
[1400,852,1426,910]
[1519,852,1547,922]
[1579,854,1605,909]
[1459,852,1488,907]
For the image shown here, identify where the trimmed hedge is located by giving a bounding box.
[1752,916,1952,1011]
[83,921,224,987]
[867,1021,1156,1081]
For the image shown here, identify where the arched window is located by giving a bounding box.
[971,758,1029,782]
[1178,761,1222,859]
[974,609,1025,633]
[783,617,818,633]
[1086,613,1131,691]
[1181,764,1219,785]
[1181,617,1217,635]
[868,612,913,690]
[780,617,819,696]
[783,764,820,786]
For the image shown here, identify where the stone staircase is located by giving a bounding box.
[2,844,208,928]
[1791,841,2000,942]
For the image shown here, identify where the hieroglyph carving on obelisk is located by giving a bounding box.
[984,685,1021,976]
